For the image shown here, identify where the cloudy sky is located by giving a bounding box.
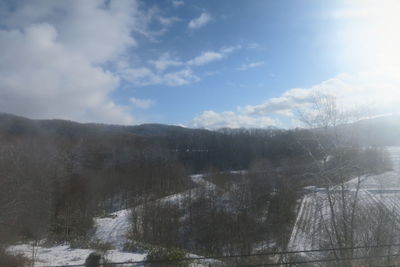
[1,0,399,129]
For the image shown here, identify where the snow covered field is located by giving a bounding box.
[7,173,217,266]
[8,244,146,266]
[93,173,216,247]
[93,208,131,250]
[288,147,400,251]
[7,206,144,266]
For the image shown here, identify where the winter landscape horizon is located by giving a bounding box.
[1,0,400,266]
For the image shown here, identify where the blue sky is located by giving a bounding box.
[1,0,400,128]
[116,0,341,125]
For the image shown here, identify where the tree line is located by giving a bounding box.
[0,112,394,266]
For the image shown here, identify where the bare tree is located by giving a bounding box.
[292,92,398,266]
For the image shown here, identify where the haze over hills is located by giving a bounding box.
[0,113,212,137]
[353,115,400,145]
[1,112,399,145]
[2,0,400,265]
[1,111,398,266]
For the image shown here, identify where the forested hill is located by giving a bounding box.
[0,113,212,137]
[0,113,399,174]
[352,115,400,146]
[0,113,303,173]
[0,112,396,262]
[0,113,310,249]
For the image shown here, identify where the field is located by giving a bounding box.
[288,147,400,252]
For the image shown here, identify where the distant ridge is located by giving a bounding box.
[0,113,217,141]
[0,113,399,145]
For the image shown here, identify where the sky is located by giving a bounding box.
[0,0,400,129]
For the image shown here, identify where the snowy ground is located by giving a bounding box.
[7,244,146,266]
[94,209,131,250]
[93,174,216,248]
[7,174,217,266]
[288,146,400,251]
[7,208,144,266]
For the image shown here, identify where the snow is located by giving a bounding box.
[288,146,400,251]
[92,173,217,247]
[160,174,217,205]
[94,209,131,250]
[7,244,146,266]
[347,146,400,189]
[190,174,217,189]
[6,172,227,266]
[6,210,145,266]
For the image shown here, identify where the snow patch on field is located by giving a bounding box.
[160,174,216,206]
[7,244,146,266]
[7,173,219,266]
[93,173,216,249]
[94,209,131,249]
[289,146,400,251]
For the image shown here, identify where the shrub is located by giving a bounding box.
[89,240,114,254]
[146,246,188,267]
[68,238,114,251]
[123,240,148,253]
[69,237,90,249]
[0,249,30,267]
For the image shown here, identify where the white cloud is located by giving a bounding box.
[241,88,313,116]
[130,97,155,109]
[121,45,239,87]
[192,111,278,129]
[186,46,239,66]
[243,70,400,119]
[187,51,224,66]
[0,0,149,124]
[188,12,212,29]
[0,0,188,124]
[172,0,185,8]
[2,0,138,64]
[157,16,180,26]
[220,45,242,54]
[120,67,162,86]
[122,46,239,87]
[121,67,198,86]
[0,0,244,126]
[192,70,400,129]
[163,69,200,86]
[148,53,183,71]
[237,61,265,71]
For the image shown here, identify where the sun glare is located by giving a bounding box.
[336,0,400,71]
